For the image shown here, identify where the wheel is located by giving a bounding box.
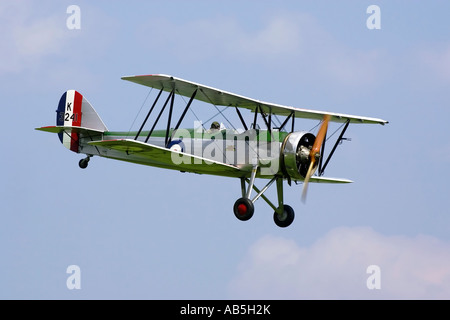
[79,158,89,169]
[273,205,295,228]
[233,197,254,221]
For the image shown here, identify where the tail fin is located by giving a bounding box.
[55,90,107,152]
[56,90,107,131]
[36,90,107,153]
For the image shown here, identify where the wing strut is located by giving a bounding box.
[165,90,175,147]
[291,113,295,133]
[135,88,164,140]
[173,89,198,131]
[145,89,174,143]
[252,105,259,129]
[319,119,350,176]
[278,111,294,132]
[259,106,271,134]
[235,106,248,131]
[167,89,198,147]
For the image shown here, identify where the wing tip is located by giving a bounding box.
[309,176,354,184]
[121,74,170,80]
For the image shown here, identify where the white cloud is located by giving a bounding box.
[13,15,65,58]
[320,49,383,86]
[138,12,383,88]
[229,227,450,299]
[0,2,73,74]
[0,2,119,93]
[238,15,302,57]
[139,14,301,62]
[419,45,450,81]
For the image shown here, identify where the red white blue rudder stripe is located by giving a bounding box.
[56,90,108,153]
[56,90,83,153]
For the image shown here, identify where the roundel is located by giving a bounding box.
[168,140,185,152]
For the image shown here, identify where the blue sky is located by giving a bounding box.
[2,0,450,299]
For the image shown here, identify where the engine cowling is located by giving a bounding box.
[281,131,316,180]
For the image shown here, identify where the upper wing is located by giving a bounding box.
[122,74,388,125]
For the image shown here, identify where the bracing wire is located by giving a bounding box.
[200,89,237,131]
[176,89,205,130]
[309,119,346,143]
[272,115,284,130]
[326,121,346,142]
[204,106,229,125]
[127,88,153,137]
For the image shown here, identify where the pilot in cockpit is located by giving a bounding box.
[210,121,220,131]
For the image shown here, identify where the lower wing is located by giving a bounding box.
[88,139,246,178]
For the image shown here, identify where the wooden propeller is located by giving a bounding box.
[302,115,330,203]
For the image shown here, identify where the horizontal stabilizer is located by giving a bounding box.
[35,125,104,135]
[309,176,353,184]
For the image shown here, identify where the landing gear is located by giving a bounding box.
[233,198,254,221]
[232,166,295,228]
[78,156,91,169]
[273,178,295,228]
[273,205,295,228]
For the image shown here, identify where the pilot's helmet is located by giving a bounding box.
[211,121,220,130]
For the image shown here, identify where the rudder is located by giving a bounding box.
[56,90,108,152]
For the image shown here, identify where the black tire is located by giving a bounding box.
[273,205,295,228]
[233,197,254,221]
[79,159,88,169]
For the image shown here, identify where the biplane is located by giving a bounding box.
[36,74,388,228]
